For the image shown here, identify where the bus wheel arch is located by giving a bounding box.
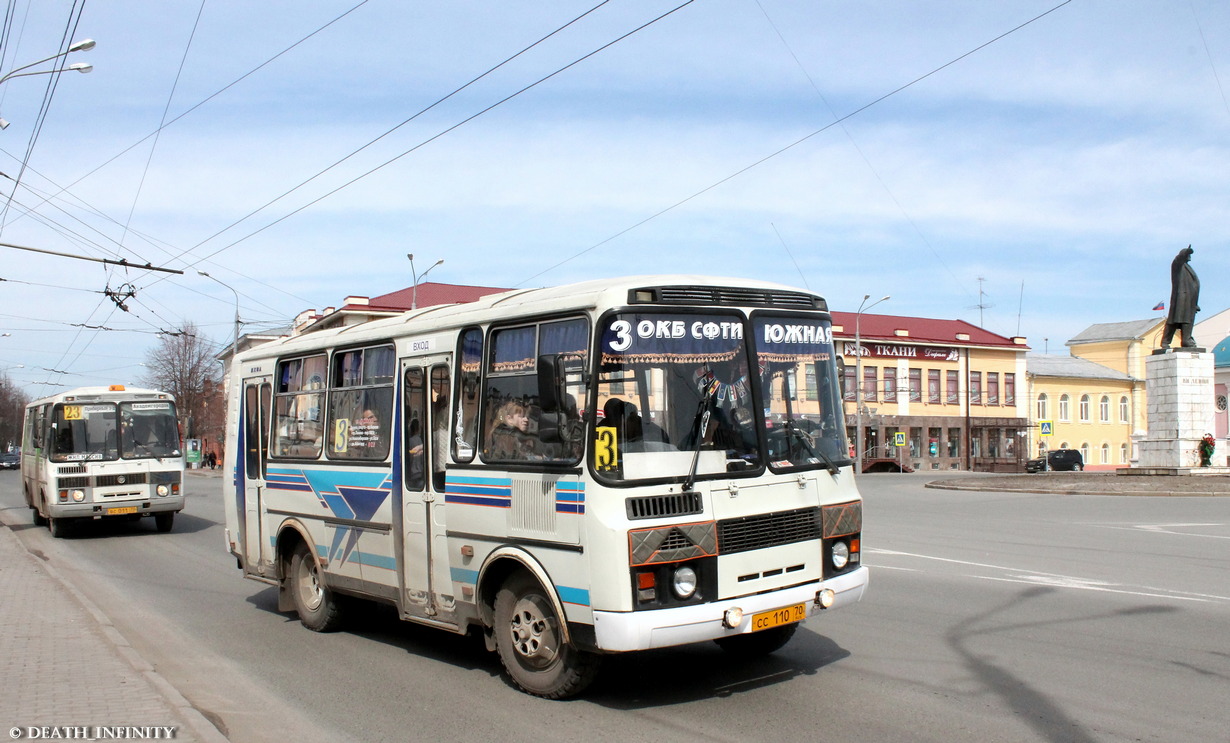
[479,552,600,698]
[274,521,345,631]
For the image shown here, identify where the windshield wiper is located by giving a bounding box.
[682,397,713,492]
[784,418,840,476]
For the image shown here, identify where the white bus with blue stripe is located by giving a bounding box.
[223,276,867,698]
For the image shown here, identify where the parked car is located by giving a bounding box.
[1026,448,1084,472]
[0,452,19,470]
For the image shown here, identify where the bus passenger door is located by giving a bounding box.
[242,377,272,572]
[399,359,455,622]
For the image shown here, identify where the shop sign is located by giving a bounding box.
[842,341,958,362]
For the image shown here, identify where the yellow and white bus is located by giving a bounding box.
[22,385,186,537]
[224,276,867,698]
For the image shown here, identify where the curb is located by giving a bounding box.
[923,480,1220,497]
[0,511,230,743]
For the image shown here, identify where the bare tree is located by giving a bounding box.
[141,322,223,447]
[0,373,30,451]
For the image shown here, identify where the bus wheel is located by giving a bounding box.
[288,541,344,632]
[714,624,798,657]
[154,512,175,533]
[48,516,72,539]
[31,505,47,527]
[492,572,600,699]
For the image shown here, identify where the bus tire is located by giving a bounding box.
[154,512,175,533]
[714,623,798,657]
[48,516,72,539]
[288,540,344,632]
[492,572,600,699]
[31,505,47,527]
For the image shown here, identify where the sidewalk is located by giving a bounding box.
[0,475,228,742]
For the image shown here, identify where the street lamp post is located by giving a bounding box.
[0,39,95,129]
[198,271,240,362]
[407,253,444,310]
[854,294,890,472]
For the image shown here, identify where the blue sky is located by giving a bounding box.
[1,0,1227,395]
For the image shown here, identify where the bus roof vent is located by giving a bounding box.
[630,286,825,311]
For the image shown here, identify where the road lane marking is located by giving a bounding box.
[867,548,1230,605]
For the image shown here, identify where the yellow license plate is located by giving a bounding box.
[750,603,807,632]
[106,506,139,515]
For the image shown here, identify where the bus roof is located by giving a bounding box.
[237,274,826,363]
[26,386,177,408]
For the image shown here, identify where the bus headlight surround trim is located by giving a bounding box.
[831,540,850,570]
[671,565,698,599]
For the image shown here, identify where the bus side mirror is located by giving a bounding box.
[537,354,564,413]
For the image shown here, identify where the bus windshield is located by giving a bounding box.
[595,312,759,484]
[51,400,180,462]
[594,311,849,484]
[752,314,848,472]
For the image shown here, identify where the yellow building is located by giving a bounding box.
[831,311,1029,472]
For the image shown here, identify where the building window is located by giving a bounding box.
[947,427,960,457]
[1037,393,1049,420]
[1119,396,1129,423]
[864,366,878,403]
[1121,443,1129,463]
[1099,395,1110,423]
[987,372,999,405]
[969,371,982,405]
[1005,373,1015,405]
[909,427,922,457]
[1080,442,1091,465]
[1079,394,1091,422]
[909,369,922,402]
[946,370,959,404]
[1101,443,1110,464]
[1059,394,1070,422]
[884,367,897,402]
[843,364,856,401]
[928,369,941,404]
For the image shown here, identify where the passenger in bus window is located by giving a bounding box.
[488,400,536,460]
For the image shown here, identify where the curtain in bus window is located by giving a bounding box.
[540,318,588,357]
[492,326,536,373]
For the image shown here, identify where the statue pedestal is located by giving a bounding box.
[1133,350,1215,470]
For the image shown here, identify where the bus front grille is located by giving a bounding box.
[57,477,90,489]
[626,491,703,520]
[96,473,148,487]
[717,507,820,555]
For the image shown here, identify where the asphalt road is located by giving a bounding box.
[2,470,1227,743]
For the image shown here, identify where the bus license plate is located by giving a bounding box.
[106,506,138,515]
[750,603,807,632]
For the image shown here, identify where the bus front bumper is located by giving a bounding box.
[591,566,868,653]
[47,496,185,519]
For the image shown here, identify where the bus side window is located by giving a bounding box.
[403,367,427,492]
[454,328,482,463]
[430,365,450,491]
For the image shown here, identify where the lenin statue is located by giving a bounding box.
[1160,245,1200,349]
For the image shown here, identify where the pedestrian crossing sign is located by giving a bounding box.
[894,432,906,447]
[1039,420,1053,436]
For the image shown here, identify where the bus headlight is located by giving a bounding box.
[71,490,86,503]
[671,565,698,599]
[156,484,170,497]
[831,540,850,570]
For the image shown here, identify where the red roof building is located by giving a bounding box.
[828,311,1030,473]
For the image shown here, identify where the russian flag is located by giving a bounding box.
[1152,301,1165,311]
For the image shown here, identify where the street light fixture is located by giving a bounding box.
[198,271,241,362]
[0,39,96,86]
[854,294,890,472]
[407,253,444,310]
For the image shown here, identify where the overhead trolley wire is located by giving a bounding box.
[150,0,636,279]
[515,0,1075,287]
